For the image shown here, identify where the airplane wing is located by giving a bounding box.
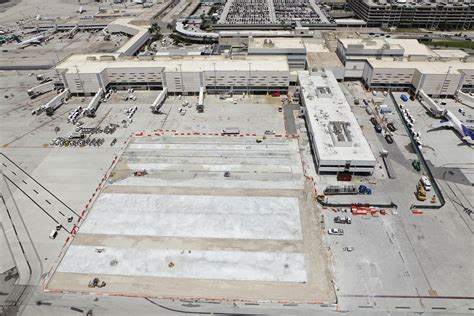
[431,120,453,129]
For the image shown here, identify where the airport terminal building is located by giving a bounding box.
[336,38,474,96]
[299,71,376,174]
[54,54,290,95]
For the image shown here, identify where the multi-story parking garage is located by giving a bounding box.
[348,0,473,29]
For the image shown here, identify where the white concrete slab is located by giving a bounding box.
[57,245,307,282]
[114,177,303,190]
[127,163,293,173]
[80,194,302,240]
[129,143,291,152]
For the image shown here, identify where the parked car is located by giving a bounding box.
[334,216,352,224]
[370,117,378,125]
[328,228,344,235]
[374,124,382,133]
[385,134,394,144]
[387,122,396,132]
[420,176,432,191]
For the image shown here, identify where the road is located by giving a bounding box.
[0,153,80,233]
[0,177,43,315]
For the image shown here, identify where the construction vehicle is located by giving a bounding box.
[416,183,427,201]
[412,160,421,171]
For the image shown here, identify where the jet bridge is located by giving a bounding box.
[151,87,168,113]
[197,87,204,112]
[27,81,54,98]
[67,25,79,39]
[455,89,474,107]
[418,90,446,118]
[44,88,70,115]
[83,88,103,117]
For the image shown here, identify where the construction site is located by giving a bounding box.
[46,131,335,302]
[0,0,473,314]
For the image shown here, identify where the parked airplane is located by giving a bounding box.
[16,34,45,48]
[433,110,474,145]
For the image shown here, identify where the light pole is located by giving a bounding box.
[179,64,184,96]
[247,62,251,97]
[213,62,216,94]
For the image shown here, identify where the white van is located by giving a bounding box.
[222,127,240,135]
[420,176,432,191]
[49,229,58,239]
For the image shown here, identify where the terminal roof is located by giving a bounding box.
[56,55,290,73]
[299,71,376,163]
[367,58,474,74]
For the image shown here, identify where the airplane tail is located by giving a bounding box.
[462,124,474,141]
